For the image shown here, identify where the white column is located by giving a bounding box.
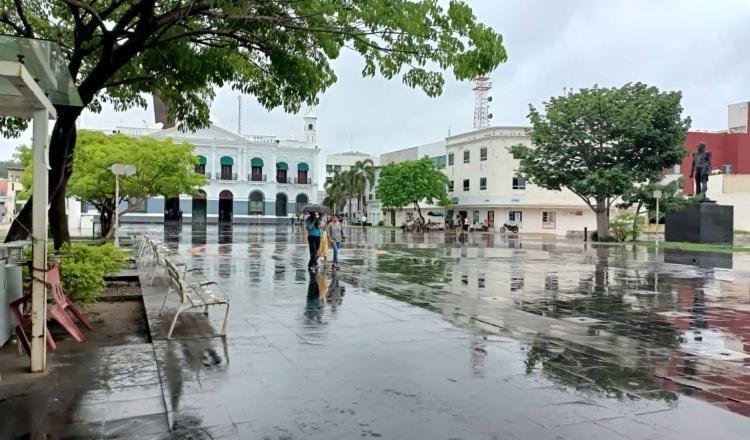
[30,109,49,372]
[211,146,218,178]
[240,148,246,180]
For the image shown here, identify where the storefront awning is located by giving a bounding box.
[276,161,288,171]
[251,157,263,167]
[220,156,234,166]
[297,162,309,171]
[197,155,207,165]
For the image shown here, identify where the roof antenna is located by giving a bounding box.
[237,95,242,135]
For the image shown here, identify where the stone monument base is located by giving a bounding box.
[664,201,733,244]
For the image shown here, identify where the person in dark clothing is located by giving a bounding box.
[305,213,322,270]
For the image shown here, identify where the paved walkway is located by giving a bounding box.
[2,224,750,439]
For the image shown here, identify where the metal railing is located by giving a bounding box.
[219,173,237,181]
[276,176,288,184]
[295,177,312,185]
[248,173,267,182]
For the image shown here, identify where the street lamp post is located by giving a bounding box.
[110,164,137,247]
[653,189,663,248]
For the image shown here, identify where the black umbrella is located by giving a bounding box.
[302,204,331,215]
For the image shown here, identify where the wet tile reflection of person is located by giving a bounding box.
[305,275,324,325]
[327,269,345,313]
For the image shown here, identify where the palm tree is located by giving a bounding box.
[349,159,376,220]
[324,170,349,214]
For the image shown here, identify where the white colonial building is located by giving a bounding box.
[445,126,596,234]
[116,111,321,224]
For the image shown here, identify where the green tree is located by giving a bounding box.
[376,157,449,223]
[510,83,690,238]
[350,159,376,216]
[618,177,696,239]
[0,0,507,245]
[324,170,350,215]
[19,131,205,243]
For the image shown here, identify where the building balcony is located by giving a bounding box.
[248,174,267,182]
[219,173,238,181]
[276,176,289,184]
[295,177,313,185]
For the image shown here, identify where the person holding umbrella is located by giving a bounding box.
[303,204,331,271]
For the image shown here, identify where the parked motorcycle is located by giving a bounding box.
[499,223,519,233]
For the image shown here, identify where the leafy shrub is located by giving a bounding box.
[610,211,642,242]
[590,230,620,243]
[24,243,125,305]
[377,220,385,227]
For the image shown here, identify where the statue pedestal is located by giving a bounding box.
[665,201,733,244]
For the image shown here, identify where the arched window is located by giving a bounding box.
[220,156,234,180]
[297,162,309,184]
[249,191,264,215]
[195,155,207,175]
[276,193,288,217]
[276,162,288,183]
[295,194,308,214]
[250,157,264,181]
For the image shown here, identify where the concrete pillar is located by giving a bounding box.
[30,109,48,372]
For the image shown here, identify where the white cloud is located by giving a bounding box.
[2,0,749,159]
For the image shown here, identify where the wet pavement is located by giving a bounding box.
[3,224,750,439]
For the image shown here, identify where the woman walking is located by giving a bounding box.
[317,216,330,268]
[305,213,322,270]
[327,215,343,269]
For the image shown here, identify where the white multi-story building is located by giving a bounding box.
[115,111,321,224]
[325,151,377,185]
[445,126,596,234]
[373,141,447,226]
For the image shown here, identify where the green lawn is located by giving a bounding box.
[637,240,750,253]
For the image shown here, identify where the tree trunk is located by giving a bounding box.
[100,208,113,239]
[49,191,69,250]
[5,107,81,245]
[414,201,424,223]
[596,198,609,239]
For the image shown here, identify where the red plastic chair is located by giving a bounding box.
[46,266,93,342]
[9,295,57,355]
[9,266,93,355]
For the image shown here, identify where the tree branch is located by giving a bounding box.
[13,0,33,37]
[0,15,26,36]
[62,0,109,35]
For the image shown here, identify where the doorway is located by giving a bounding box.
[164,196,180,222]
[192,191,207,224]
[276,193,288,217]
[219,190,233,222]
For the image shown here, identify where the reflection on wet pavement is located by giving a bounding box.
[3,223,750,439]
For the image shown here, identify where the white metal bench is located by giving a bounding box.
[160,258,230,340]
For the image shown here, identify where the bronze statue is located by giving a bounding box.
[690,142,711,195]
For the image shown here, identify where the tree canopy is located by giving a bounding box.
[510,83,691,238]
[0,0,507,137]
[19,131,205,238]
[376,157,450,221]
[0,0,507,245]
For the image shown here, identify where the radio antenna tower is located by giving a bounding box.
[472,76,493,130]
[237,95,243,135]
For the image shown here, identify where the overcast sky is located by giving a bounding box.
[3,0,750,160]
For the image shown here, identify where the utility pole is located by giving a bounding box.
[110,164,137,247]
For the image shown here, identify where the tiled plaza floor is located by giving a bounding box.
[2,224,750,439]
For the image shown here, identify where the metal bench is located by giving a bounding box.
[160,258,230,340]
